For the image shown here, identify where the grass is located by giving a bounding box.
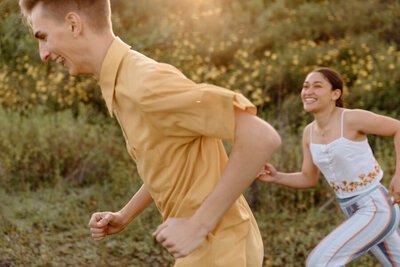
[0,106,391,266]
[1,184,379,267]
[257,204,379,267]
[0,183,173,267]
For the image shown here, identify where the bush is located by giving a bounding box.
[0,106,134,191]
[1,0,399,119]
[0,105,396,212]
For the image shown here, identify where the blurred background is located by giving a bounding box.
[0,0,399,266]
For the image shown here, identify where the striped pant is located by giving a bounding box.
[306,184,400,267]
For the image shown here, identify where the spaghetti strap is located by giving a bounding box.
[340,109,347,138]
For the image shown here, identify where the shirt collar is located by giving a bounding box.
[99,37,131,117]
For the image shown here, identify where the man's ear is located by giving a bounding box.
[65,12,82,37]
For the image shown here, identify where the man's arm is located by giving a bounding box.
[258,124,320,188]
[153,107,281,257]
[89,184,154,240]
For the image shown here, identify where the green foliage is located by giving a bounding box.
[0,104,395,266]
[257,208,379,266]
[0,0,36,64]
[0,106,133,191]
[0,0,399,265]
[1,0,399,117]
[0,0,106,111]
[0,184,172,266]
[0,186,380,266]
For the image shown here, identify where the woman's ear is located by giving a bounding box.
[65,12,82,37]
[332,88,342,101]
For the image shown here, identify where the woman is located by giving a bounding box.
[258,67,400,266]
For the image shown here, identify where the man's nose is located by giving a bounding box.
[39,43,50,61]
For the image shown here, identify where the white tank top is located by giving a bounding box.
[309,109,383,198]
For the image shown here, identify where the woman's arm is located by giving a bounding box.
[346,109,400,204]
[258,124,320,188]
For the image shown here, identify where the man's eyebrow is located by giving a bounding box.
[34,31,46,39]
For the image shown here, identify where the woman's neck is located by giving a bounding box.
[313,106,340,131]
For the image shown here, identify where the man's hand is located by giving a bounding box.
[388,176,400,205]
[88,211,126,241]
[152,217,209,258]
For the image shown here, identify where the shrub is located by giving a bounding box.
[0,106,134,191]
[1,0,399,119]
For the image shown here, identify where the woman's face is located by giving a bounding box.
[301,72,340,113]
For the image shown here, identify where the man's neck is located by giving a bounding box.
[83,29,115,80]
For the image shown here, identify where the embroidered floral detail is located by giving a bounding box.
[375,165,380,173]
[329,162,381,193]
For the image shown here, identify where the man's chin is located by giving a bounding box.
[68,68,91,77]
[68,69,79,76]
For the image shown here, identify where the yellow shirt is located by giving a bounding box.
[99,37,263,267]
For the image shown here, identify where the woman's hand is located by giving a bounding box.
[257,163,278,183]
[389,176,400,205]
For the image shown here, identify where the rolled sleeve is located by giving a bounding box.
[137,63,256,143]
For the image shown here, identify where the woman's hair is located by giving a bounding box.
[19,0,111,32]
[311,67,344,107]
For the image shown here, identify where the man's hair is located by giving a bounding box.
[19,0,112,32]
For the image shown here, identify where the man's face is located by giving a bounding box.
[30,3,82,76]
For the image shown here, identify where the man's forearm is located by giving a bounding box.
[192,111,280,232]
[119,184,154,226]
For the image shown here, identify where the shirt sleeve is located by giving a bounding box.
[134,62,257,143]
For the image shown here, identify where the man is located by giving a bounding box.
[19,0,281,266]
